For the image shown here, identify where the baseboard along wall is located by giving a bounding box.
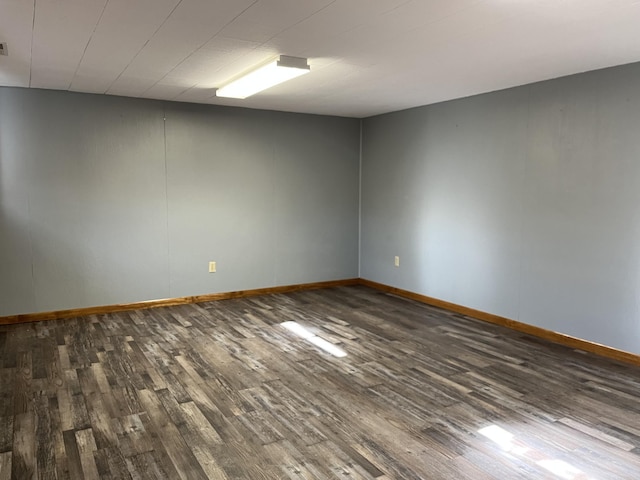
[0,279,360,326]
[359,278,640,367]
[2,277,638,367]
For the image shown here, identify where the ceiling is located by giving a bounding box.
[1,0,640,118]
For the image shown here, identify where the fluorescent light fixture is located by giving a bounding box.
[216,55,310,99]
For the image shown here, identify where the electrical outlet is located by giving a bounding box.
[394,256,400,267]
[208,261,216,273]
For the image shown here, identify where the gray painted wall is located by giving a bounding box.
[3,62,640,355]
[0,88,359,316]
[361,62,640,354]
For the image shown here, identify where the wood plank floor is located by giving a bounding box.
[2,285,640,479]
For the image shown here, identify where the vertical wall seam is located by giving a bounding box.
[163,103,171,296]
[516,86,533,323]
[272,133,278,286]
[358,118,363,277]
[26,195,37,310]
[29,0,36,87]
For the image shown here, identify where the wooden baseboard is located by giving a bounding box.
[4,276,638,367]
[0,278,360,326]
[359,278,640,367]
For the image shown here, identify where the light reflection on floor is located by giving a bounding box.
[281,321,347,358]
[478,424,595,480]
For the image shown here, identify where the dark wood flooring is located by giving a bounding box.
[2,285,640,479]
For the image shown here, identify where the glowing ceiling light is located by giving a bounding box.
[215,55,310,99]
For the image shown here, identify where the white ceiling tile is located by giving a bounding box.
[202,47,279,84]
[30,0,108,89]
[271,0,409,57]
[219,0,334,43]
[173,86,217,103]
[0,0,34,87]
[139,83,189,101]
[108,0,255,96]
[70,0,181,93]
[160,37,263,88]
[2,0,640,116]
[107,75,160,97]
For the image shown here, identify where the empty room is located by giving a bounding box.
[2,1,640,479]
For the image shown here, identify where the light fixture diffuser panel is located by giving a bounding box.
[216,55,310,99]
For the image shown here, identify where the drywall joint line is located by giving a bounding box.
[163,103,171,296]
[358,118,363,277]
